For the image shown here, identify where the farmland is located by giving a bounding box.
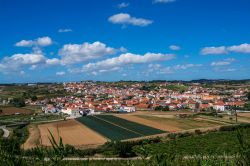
[98,115,164,136]
[77,116,140,140]
[23,111,250,150]
[145,126,250,155]
[0,106,33,116]
[115,111,226,132]
[38,120,107,148]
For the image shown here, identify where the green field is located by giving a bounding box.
[145,127,250,155]
[77,115,165,141]
[98,115,164,136]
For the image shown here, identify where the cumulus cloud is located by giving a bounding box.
[0,53,46,73]
[0,52,61,74]
[46,58,61,65]
[59,41,116,65]
[58,28,73,33]
[200,46,227,55]
[15,40,33,47]
[213,67,237,72]
[153,0,176,4]
[108,13,153,27]
[211,58,235,66]
[173,64,203,70]
[56,71,65,76]
[118,2,129,8]
[169,45,180,51]
[201,43,250,55]
[15,36,52,47]
[72,52,175,73]
[227,43,250,53]
[148,63,202,75]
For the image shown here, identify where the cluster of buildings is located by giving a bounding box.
[38,81,249,118]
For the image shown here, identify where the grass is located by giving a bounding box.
[0,114,63,123]
[23,105,42,113]
[0,129,3,137]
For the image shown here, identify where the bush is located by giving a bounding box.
[168,133,177,139]
[195,129,202,135]
[10,98,26,107]
[177,131,192,138]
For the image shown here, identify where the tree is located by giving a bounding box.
[155,106,169,111]
[244,102,250,110]
[31,95,38,101]
[11,98,25,107]
[247,92,250,101]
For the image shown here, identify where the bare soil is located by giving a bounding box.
[115,114,181,132]
[23,125,40,149]
[38,119,107,148]
[0,107,33,115]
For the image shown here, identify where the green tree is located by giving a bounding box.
[31,95,38,101]
[247,92,250,101]
[11,98,26,107]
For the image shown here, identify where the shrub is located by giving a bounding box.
[195,129,202,135]
[177,131,192,138]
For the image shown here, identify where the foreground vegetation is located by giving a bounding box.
[1,123,250,165]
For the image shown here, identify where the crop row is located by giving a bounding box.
[77,116,141,140]
[96,115,165,136]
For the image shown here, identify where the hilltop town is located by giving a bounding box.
[20,81,248,118]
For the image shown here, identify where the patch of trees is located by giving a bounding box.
[10,98,25,107]
[247,92,250,101]
[154,106,169,111]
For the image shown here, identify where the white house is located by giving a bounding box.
[119,106,136,113]
[213,102,225,111]
[61,107,81,117]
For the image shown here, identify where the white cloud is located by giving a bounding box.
[211,61,230,66]
[227,43,250,53]
[200,46,227,55]
[73,52,175,73]
[36,37,52,47]
[153,0,176,4]
[15,36,52,47]
[46,58,61,65]
[58,28,73,33]
[56,71,65,76]
[169,45,180,51]
[15,40,33,47]
[59,41,116,65]
[108,13,153,27]
[201,43,250,55]
[118,2,129,9]
[0,53,46,73]
[148,63,202,75]
[6,53,46,65]
[0,51,62,74]
[211,58,235,66]
[173,64,203,70]
[213,67,237,72]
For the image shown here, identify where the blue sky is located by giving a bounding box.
[0,0,250,83]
